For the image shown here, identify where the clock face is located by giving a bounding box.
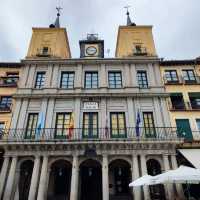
[86,46,97,56]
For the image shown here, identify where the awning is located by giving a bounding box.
[178,149,200,169]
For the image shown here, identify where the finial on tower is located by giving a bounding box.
[49,7,63,28]
[124,6,136,26]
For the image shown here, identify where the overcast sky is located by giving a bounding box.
[0,0,200,62]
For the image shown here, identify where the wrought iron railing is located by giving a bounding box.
[168,101,200,111]
[0,127,181,142]
[0,76,18,87]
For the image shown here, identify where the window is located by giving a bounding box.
[55,113,72,138]
[83,112,98,138]
[42,47,49,55]
[110,112,126,138]
[196,119,200,132]
[0,122,5,138]
[170,93,185,110]
[85,72,98,89]
[60,72,75,89]
[182,70,196,83]
[26,113,38,138]
[164,70,178,83]
[0,122,5,130]
[137,71,148,88]
[108,72,122,88]
[0,96,12,110]
[5,72,19,85]
[35,72,45,89]
[189,93,200,109]
[143,112,156,137]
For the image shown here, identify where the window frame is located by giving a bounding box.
[25,113,38,139]
[55,112,72,139]
[110,112,126,138]
[35,71,46,89]
[60,71,75,89]
[84,71,99,89]
[182,69,196,83]
[0,96,12,110]
[82,112,98,138]
[137,71,148,89]
[164,70,179,83]
[143,112,156,138]
[108,71,122,89]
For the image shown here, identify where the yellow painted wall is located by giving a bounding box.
[115,26,157,58]
[160,65,200,139]
[0,67,21,129]
[26,28,71,59]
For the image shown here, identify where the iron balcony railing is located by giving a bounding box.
[168,101,200,111]
[163,76,200,85]
[0,127,181,142]
[0,76,19,87]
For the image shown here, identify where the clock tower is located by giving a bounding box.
[79,34,104,58]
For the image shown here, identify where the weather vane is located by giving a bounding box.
[56,7,63,16]
[124,5,131,13]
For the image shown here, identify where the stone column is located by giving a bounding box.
[171,154,185,199]
[140,154,150,200]
[124,64,131,87]
[102,155,109,200]
[27,65,36,88]
[132,155,141,200]
[28,156,41,200]
[37,156,48,200]
[127,98,135,138]
[130,64,137,86]
[17,98,29,129]
[70,156,79,200]
[75,64,83,89]
[0,156,10,199]
[100,64,107,88]
[51,64,59,88]
[163,154,174,200]
[45,64,53,87]
[3,156,18,200]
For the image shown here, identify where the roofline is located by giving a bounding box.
[160,59,200,66]
[0,62,23,68]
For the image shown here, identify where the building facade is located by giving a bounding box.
[0,12,187,200]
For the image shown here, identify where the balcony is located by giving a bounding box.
[0,76,18,87]
[163,76,200,85]
[169,101,200,111]
[0,104,12,112]
[133,47,148,56]
[163,76,182,85]
[0,127,181,143]
[183,76,200,85]
[36,48,52,57]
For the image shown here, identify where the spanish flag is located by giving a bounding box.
[68,113,74,139]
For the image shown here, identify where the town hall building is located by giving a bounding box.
[0,9,186,200]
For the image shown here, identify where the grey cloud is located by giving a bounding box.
[0,0,200,61]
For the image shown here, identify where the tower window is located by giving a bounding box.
[42,47,49,55]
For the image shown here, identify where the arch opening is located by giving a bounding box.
[79,159,102,200]
[109,159,132,200]
[147,159,166,200]
[47,160,72,200]
[18,160,34,200]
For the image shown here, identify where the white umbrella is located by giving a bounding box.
[155,165,200,184]
[129,175,157,187]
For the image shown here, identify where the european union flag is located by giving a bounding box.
[136,110,141,137]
